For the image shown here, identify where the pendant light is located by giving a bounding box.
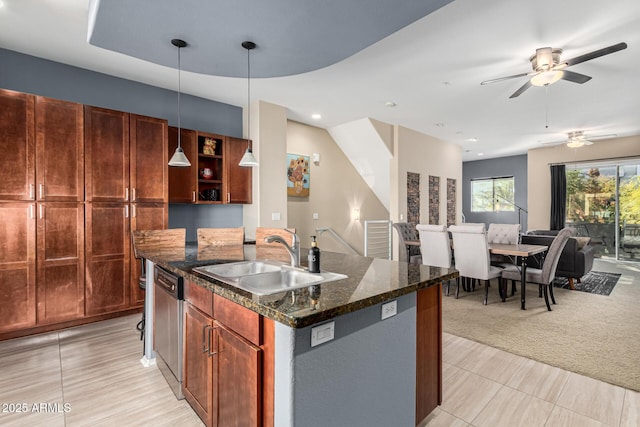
[168,38,191,167]
[239,41,258,167]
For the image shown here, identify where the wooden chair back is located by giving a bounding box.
[255,227,296,262]
[197,227,245,247]
[131,228,186,259]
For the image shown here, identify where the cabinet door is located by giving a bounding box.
[0,90,35,200]
[168,127,197,203]
[0,203,36,333]
[130,114,168,203]
[129,203,168,307]
[35,97,84,202]
[224,137,252,204]
[215,321,262,427]
[85,203,130,315]
[36,203,84,324]
[85,106,129,202]
[416,284,442,422]
[183,302,214,427]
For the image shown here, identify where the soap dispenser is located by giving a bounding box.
[308,235,320,273]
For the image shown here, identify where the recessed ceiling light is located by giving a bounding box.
[311,113,322,120]
[442,81,451,86]
[477,153,484,156]
[467,137,478,142]
[384,101,396,108]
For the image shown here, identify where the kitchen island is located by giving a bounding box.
[139,243,457,427]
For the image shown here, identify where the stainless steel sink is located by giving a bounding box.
[194,260,283,279]
[193,261,347,295]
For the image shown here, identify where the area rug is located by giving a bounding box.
[552,271,621,296]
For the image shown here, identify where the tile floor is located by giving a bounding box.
[419,332,640,427]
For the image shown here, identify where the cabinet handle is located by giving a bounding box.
[202,324,211,353]
[132,204,137,218]
[125,187,129,202]
[192,191,196,203]
[39,184,44,199]
[29,184,34,200]
[132,188,136,202]
[125,205,129,218]
[227,192,231,203]
[208,326,218,357]
[30,204,35,219]
[39,204,44,220]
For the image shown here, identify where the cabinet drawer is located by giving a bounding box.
[214,296,262,346]
[184,280,213,318]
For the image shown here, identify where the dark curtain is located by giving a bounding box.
[550,164,566,230]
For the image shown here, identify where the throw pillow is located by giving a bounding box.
[575,236,591,249]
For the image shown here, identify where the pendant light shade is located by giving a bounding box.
[169,38,191,167]
[239,41,258,167]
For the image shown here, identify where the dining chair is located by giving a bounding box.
[255,227,297,262]
[392,222,421,264]
[499,227,572,311]
[131,228,186,352]
[448,224,503,304]
[197,227,245,246]
[487,223,522,294]
[416,224,454,295]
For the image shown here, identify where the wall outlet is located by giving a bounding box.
[381,300,397,320]
[311,321,335,347]
[400,213,404,221]
[271,212,281,221]
[313,212,319,220]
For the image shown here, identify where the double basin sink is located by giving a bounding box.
[193,260,347,296]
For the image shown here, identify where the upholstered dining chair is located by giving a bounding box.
[416,224,454,294]
[448,224,503,304]
[499,227,573,311]
[131,228,186,352]
[392,222,421,264]
[487,223,522,294]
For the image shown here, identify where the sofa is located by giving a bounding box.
[521,229,595,289]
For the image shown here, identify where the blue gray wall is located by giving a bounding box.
[462,154,528,232]
[0,48,244,241]
[274,293,417,427]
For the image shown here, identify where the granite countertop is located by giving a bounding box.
[140,243,458,328]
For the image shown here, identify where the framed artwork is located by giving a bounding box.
[287,153,310,197]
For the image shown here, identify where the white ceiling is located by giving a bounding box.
[1,0,639,162]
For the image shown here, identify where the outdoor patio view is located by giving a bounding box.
[566,162,640,261]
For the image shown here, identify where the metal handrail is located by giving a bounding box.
[364,220,392,259]
[315,227,359,255]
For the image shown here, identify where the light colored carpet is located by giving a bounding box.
[442,259,640,392]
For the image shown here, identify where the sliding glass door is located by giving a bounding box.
[565,160,640,261]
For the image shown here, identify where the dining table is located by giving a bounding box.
[488,243,548,309]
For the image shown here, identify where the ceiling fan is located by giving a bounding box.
[542,131,617,148]
[481,42,627,98]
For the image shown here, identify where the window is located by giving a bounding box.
[471,176,515,212]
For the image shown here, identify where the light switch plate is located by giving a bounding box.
[381,300,397,320]
[271,212,281,221]
[311,321,335,347]
[313,212,319,220]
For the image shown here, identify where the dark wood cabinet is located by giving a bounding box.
[85,106,130,202]
[168,127,197,203]
[130,114,168,203]
[416,283,442,423]
[129,203,168,307]
[0,90,35,201]
[183,301,215,426]
[224,137,253,204]
[35,96,84,202]
[215,321,262,427]
[36,202,84,324]
[0,203,36,333]
[168,129,252,205]
[85,203,130,315]
[183,280,264,427]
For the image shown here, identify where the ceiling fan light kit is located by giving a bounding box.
[481,42,628,98]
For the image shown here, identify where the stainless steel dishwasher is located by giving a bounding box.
[153,266,184,400]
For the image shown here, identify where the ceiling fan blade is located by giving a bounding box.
[481,72,532,85]
[561,70,592,84]
[509,80,532,98]
[563,42,627,67]
[584,140,594,145]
